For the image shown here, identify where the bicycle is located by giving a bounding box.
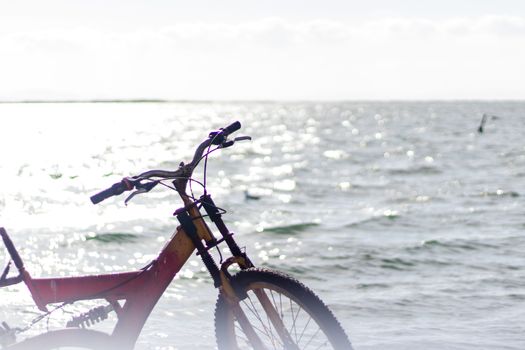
[0,121,353,350]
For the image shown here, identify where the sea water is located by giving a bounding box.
[0,101,523,349]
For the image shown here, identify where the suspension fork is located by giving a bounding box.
[174,199,268,348]
[177,193,297,348]
[200,196,299,349]
[200,194,253,268]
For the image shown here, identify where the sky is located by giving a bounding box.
[1,0,525,101]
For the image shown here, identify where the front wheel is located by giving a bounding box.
[215,268,352,350]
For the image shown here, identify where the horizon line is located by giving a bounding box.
[1,98,525,104]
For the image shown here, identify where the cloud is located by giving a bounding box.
[476,15,525,36]
[0,16,524,100]
[5,15,524,53]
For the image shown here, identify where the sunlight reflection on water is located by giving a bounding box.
[1,101,524,349]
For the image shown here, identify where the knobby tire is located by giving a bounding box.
[214,268,353,350]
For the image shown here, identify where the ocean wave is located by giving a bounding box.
[387,165,442,176]
[356,282,390,289]
[473,190,520,198]
[406,239,500,254]
[380,257,416,270]
[343,212,402,229]
[85,232,139,243]
[262,222,320,234]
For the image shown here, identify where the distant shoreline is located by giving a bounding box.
[1,99,524,104]
[0,99,181,104]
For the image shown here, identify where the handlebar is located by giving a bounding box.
[223,121,241,136]
[90,178,135,204]
[90,121,244,205]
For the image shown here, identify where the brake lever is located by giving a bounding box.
[124,181,159,205]
[220,136,252,149]
[124,189,148,206]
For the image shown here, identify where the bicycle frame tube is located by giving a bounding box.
[20,220,206,349]
[10,171,252,348]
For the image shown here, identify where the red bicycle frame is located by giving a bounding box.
[1,193,225,349]
[0,122,297,349]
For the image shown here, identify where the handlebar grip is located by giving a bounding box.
[223,121,241,135]
[90,180,131,204]
[0,228,24,270]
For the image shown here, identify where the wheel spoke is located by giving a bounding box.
[234,323,252,346]
[215,269,351,350]
[297,313,313,345]
[269,290,281,320]
[290,299,302,342]
[257,292,280,349]
[313,339,330,350]
[289,297,296,340]
[302,325,323,349]
[244,294,282,348]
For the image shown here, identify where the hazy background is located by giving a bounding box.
[1,2,525,350]
[1,0,525,101]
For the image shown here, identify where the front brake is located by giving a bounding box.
[220,136,252,148]
[124,181,159,205]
